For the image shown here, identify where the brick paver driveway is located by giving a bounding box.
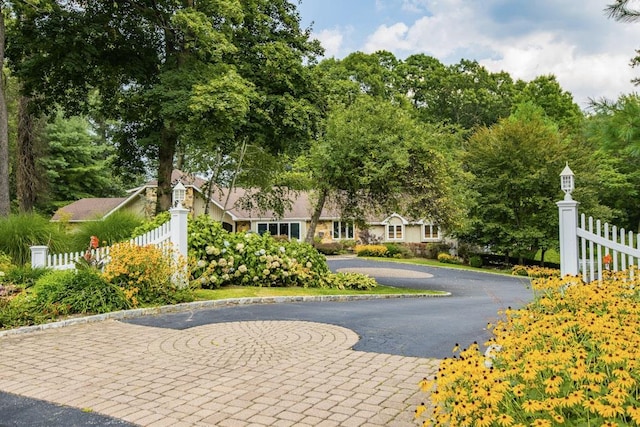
[0,318,439,426]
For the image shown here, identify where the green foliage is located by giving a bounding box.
[461,103,573,259]
[0,293,41,329]
[188,215,329,288]
[2,266,49,288]
[33,269,130,315]
[468,255,483,268]
[0,213,69,265]
[71,211,144,251]
[322,272,377,291]
[314,242,343,255]
[0,252,14,277]
[38,114,123,213]
[131,212,171,238]
[103,243,193,306]
[305,95,465,239]
[383,243,412,258]
[437,253,463,265]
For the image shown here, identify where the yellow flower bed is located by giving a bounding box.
[512,265,561,278]
[418,271,640,426]
[354,244,389,257]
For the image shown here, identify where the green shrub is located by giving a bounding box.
[323,272,377,290]
[0,252,12,273]
[384,243,412,258]
[60,269,131,314]
[33,269,131,315]
[423,243,452,259]
[341,240,357,251]
[437,253,462,264]
[0,293,42,329]
[32,270,74,315]
[314,242,343,255]
[0,213,69,265]
[71,211,144,251]
[3,266,49,288]
[131,211,171,238]
[354,244,389,257]
[469,255,483,268]
[188,215,329,289]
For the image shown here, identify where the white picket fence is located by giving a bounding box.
[576,214,640,282]
[558,193,640,282]
[31,205,188,272]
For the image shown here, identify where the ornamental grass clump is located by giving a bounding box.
[418,271,640,426]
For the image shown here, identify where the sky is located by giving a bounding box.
[296,0,640,108]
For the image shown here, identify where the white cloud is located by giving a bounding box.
[314,28,345,58]
[304,0,640,105]
[357,1,640,106]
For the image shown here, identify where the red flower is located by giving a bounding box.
[90,236,99,249]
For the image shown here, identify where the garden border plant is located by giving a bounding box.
[417,271,640,426]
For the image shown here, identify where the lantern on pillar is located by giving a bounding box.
[560,163,574,200]
[172,181,186,207]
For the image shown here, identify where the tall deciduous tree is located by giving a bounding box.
[303,96,465,243]
[9,0,321,212]
[515,75,584,133]
[462,103,570,262]
[0,2,9,216]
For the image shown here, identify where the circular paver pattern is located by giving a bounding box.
[149,320,360,368]
[337,267,433,278]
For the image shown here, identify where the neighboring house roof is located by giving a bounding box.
[52,197,129,222]
[52,170,434,225]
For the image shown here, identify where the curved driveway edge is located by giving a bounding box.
[0,292,448,338]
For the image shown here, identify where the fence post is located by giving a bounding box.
[169,204,189,287]
[30,245,49,269]
[557,199,580,277]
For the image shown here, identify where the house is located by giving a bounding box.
[52,170,446,245]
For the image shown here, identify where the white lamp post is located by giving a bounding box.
[172,181,186,207]
[560,162,575,201]
[557,162,579,277]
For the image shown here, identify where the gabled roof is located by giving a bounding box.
[51,170,384,223]
[215,188,342,221]
[52,197,129,222]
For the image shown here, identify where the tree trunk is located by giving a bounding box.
[156,126,177,213]
[17,96,40,212]
[305,188,328,244]
[0,8,10,217]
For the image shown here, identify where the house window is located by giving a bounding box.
[332,221,354,239]
[423,224,440,240]
[257,222,301,240]
[387,224,404,240]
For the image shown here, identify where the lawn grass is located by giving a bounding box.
[358,256,513,275]
[194,284,442,301]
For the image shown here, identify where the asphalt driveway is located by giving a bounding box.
[125,257,533,359]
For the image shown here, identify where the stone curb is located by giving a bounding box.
[0,292,450,337]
